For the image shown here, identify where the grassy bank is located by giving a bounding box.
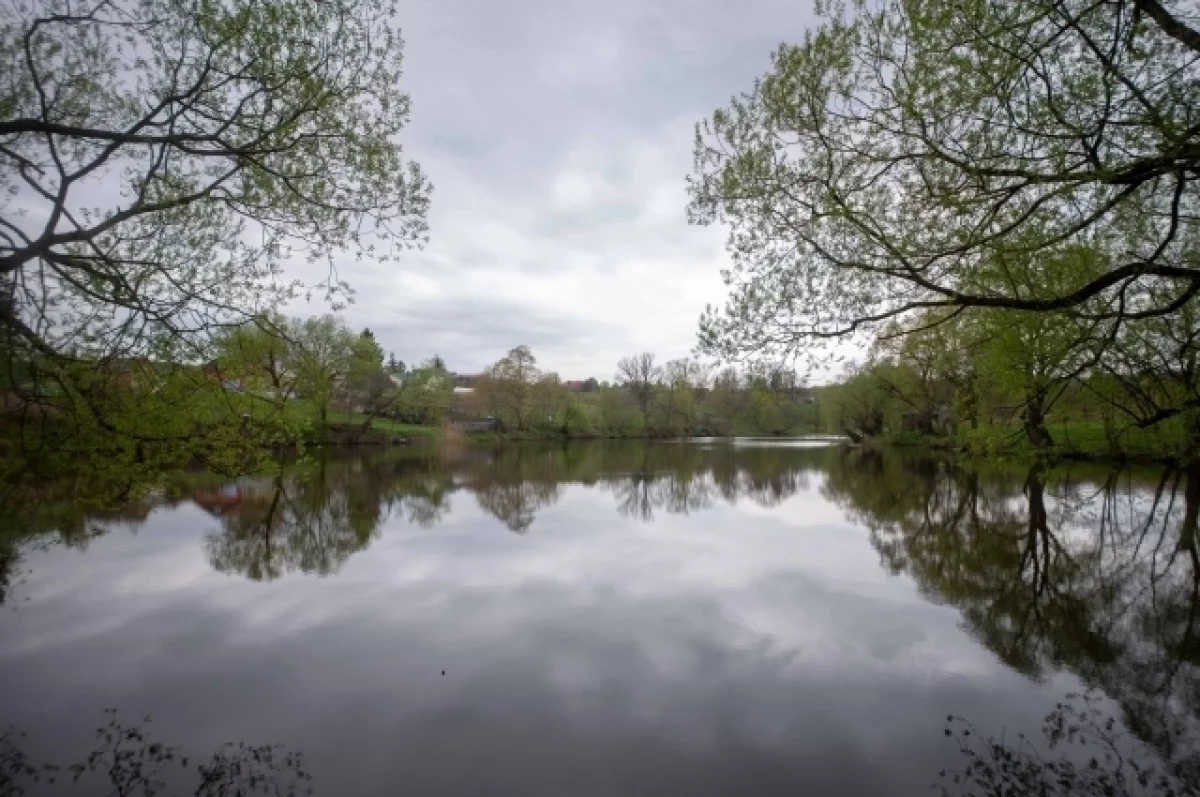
[882,419,1193,464]
[281,400,441,444]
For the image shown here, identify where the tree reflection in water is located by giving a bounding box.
[6,441,1200,792]
[1,711,311,797]
[940,692,1197,796]
[820,447,1200,788]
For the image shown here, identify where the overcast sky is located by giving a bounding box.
[284,0,819,379]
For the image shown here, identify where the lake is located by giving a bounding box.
[1,439,1197,796]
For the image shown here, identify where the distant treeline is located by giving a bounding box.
[204,316,832,439]
[467,346,824,438]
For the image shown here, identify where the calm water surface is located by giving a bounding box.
[1,440,1197,795]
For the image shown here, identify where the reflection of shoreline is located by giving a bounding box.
[1,712,312,797]
[191,478,281,517]
[5,443,841,595]
[4,443,1199,793]
[820,448,1200,786]
[2,696,1193,796]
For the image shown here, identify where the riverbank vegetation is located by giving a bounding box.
[0,0,430,494]
[5,0,1200,504]
[4,441,1198,791]
[690,0,1200,463]
[817,305,1200,462]
[470,345,822,438]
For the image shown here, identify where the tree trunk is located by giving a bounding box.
[1023,391,1052,449]
[965,377,979,430]
[1024,462,1048,536]
[1180,459,1200,555]
[1186,411,1200,462]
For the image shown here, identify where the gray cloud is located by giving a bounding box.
[0,484,1069,797]
[284,0,821,376]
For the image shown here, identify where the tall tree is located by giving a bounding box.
[212,314,295,400]
[290,315,356,434]
[655,358,706,435]
[689,0,1200,364]
[476,345,540,431]
[0,0,431,465]
[345,327,394,432]
[386,353,406,377]
[616,352,662,417]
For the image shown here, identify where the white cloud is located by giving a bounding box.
[279,0,822,377]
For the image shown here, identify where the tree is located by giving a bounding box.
[972,310,1096,449]
[560,395,594,437]
[825,363,902,441]
[740,364,812,435]
[879,311,986,432]
[391,361,452,425]
[870,318,963,436]
[653,358,705,435]
[211,314,296,401]
[290,315,356,434]
[689,0,1200,363]
[0,0,431,489]
[597,386,640,436]
[345,328,394,431]
[530,372,568,430]
[703,368,745,436]
[2,0,430,367]
[476,345,540,431]
[1096,294,1200,452]
[350,329,385,379]
[616,352,661,417]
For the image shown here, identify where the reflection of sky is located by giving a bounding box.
[0,482,1083,796]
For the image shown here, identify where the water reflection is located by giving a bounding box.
[4,440,1200,794]
[1,712,311,797]
[4,694,1191,796]
[940,692,1197,796]
[202,473,378,582]
[820,447,1200,787]
[0,443,837,593]
[189,442,831,570]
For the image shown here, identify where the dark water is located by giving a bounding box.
[1,440,1198,796]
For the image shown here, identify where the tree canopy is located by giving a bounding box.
[0,0,430,366]
[689,0,1200,362]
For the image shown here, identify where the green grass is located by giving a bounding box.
[326,412,440,439]
[283,400,441,440]
[1045,419,1188,461]
[890,419,1192,462]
